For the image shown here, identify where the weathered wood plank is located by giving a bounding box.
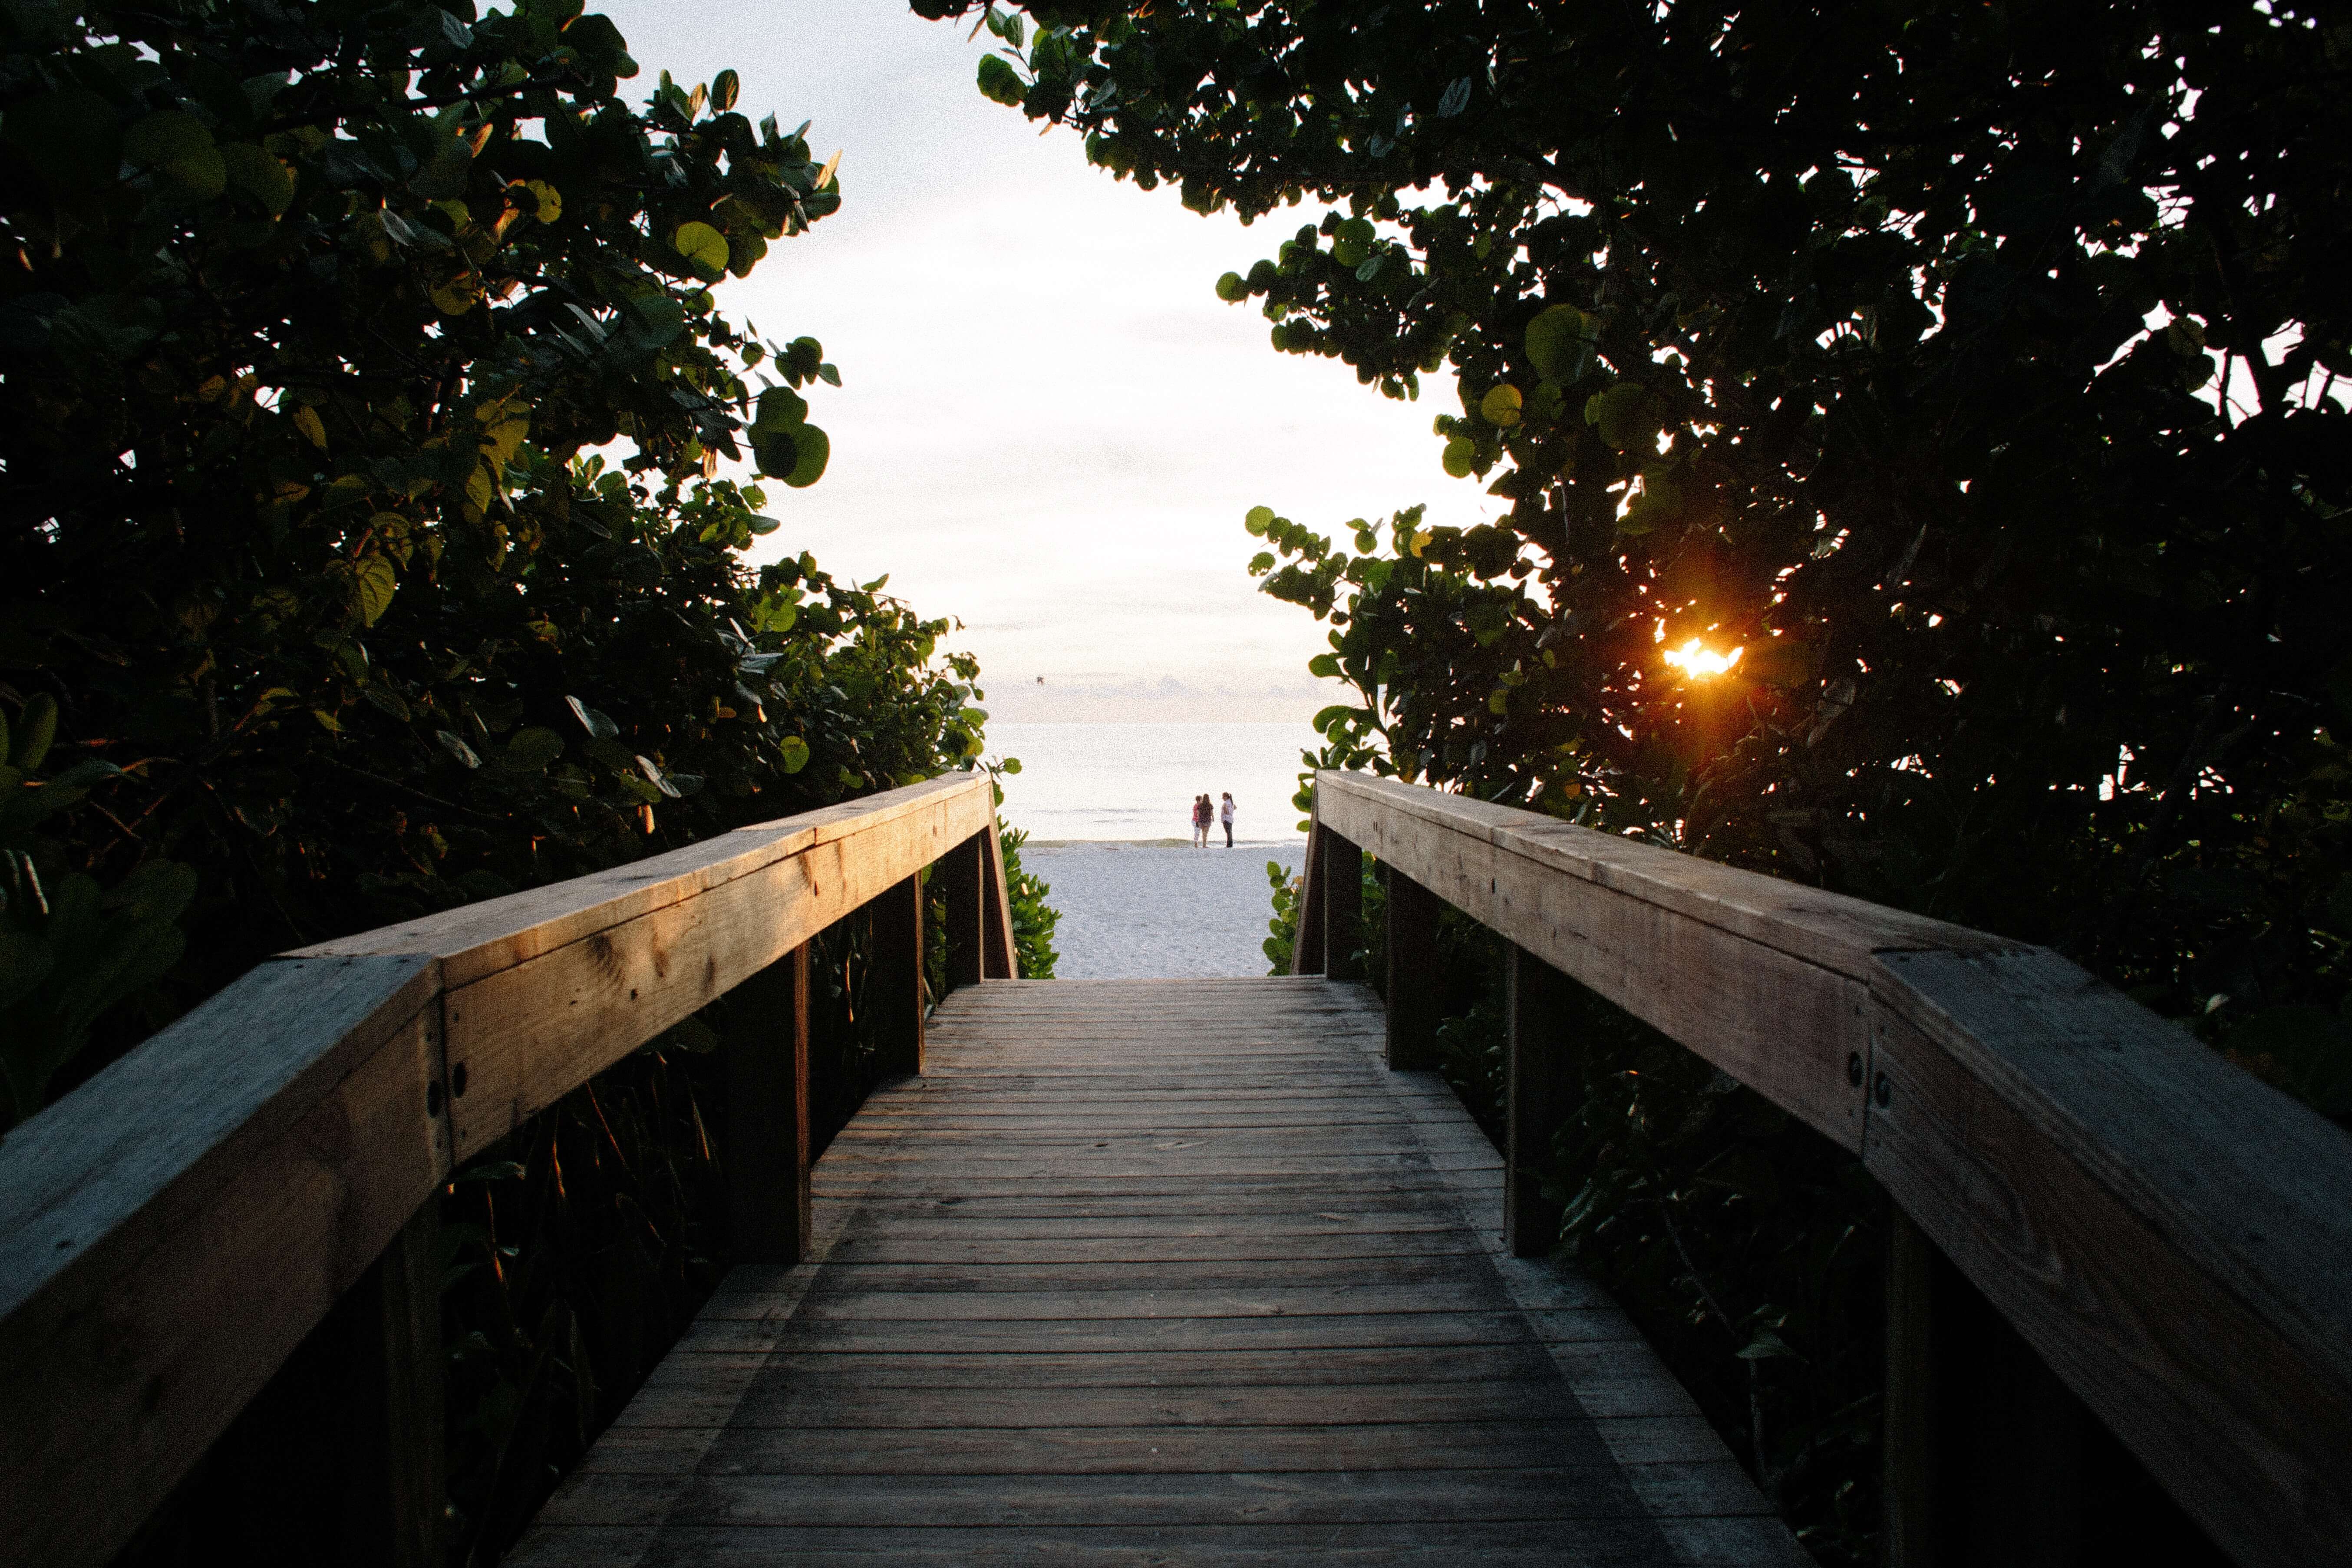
[292,773,991,987]
[0,773,1020,1568]
[651,1341,1594,1387]
[0,955,445,1568]
[1506,944,1574,1257]
[344,1202,446,1568]
[1321,769,2352,1568]
[561,1466,1679,1529]
[1320,776,1870,1149]
[507,1519,1704,1568]
[1322,829,1364,984]
[512,979,1788,1565]
[1384,866,1443,1070]
[723,944,811,1266]
[937,829,986,994]
[869,872,925,1079]
[1293,824,1325,974]
[578,1419,1662,1479]
[1868,948,2352,1568]
[442,815,961,1158]
[982,812,1019,980]
[1314,770,1999,977]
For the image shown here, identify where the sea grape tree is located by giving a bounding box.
[0,0,989,1117]
[936,0,2352,1090]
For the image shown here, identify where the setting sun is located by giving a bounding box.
[1661,639,1743,677]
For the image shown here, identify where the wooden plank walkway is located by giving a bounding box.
[511,979,1805,1565]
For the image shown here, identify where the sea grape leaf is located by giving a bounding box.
[673,221,729,281]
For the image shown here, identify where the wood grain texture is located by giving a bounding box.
[1314,771,2002,978]
[868,873,924,1079]
[1319,769,2352,1567]
[1323,830,1364,984]
[510,979,1795,1565]
[1293,824,1325,975]
[1867,949,2352,1568]
[1507,945,1575,1258]
[938,830,986,993]
[1316,773,1870,1149]
[1385,867,1443,1070]
[345,1202,445,1568]
[0,774,1004,1568]
[723,944,811,1266]
[440,804,972,1158]
[292,773,987,1158]
[290,773,991,987]
[0,954,446,1568]
[982,812,1020,980]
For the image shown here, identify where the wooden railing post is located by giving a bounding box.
[1884,1207,1939,1568]
[343,1201,444,1568]
[938,830,987,994]
[1323,830,1363,983]
[1884,1208,2097,1568]
[1292,825,1326,975]
[1505,945,1573,1257]
[190,1201,444,1565]
[1384,866,1442,1070]
[870,872,925,1076]
[723,942,813,1264]
[982,819,1019,979]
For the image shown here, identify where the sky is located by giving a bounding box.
[599,0,1491,723]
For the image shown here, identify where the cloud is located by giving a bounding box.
[597,0,1497,723]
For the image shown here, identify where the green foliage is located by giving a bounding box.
[0,3,1036,1558]
[437,1042,726,1563]
[0,1,923,1103]
[999,821,1059,978]
[1536,988,1888,1560]
[1260,856,1300,974]
[0,691,196,1122]
[940,0,2352,1101]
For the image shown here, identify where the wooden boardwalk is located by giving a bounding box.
[511,979,1803,1565]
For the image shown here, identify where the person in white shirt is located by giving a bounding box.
[1219,792,1235,848]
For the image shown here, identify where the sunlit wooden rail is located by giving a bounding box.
[1298,769,2352,1568]
[0,773,1016,1568]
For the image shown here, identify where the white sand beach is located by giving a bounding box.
[1023,842,1306,978]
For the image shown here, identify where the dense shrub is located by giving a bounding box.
[0,0,1007,1117]
[0,4,1054,1560]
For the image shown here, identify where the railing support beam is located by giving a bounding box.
[1323,830,1363,984]
[871,872,925,1077]
[983,822,1019,979]
[1384,867,1442,1070]
[939,829,988,994]
[1506,945,1573,1258]
[1292,825,1326,975]
[1884,1207,2091,1568]
[185,1200,444,1565]
[348,1201,445,1568]
[724,942,813,1265]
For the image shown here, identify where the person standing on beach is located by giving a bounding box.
[1220,792,1235,848]
[1191,793,1210,848]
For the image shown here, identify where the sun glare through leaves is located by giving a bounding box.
[1661,639,1742,678]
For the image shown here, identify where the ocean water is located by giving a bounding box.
[988,721,1318,844]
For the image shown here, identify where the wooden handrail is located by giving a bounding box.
[0,772,1012,1568]
[1305,769,2352,1568]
